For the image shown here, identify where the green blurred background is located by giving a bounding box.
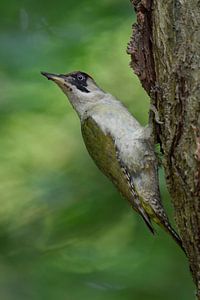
[0,1,194,299]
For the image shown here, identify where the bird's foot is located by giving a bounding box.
[150,104,163,125]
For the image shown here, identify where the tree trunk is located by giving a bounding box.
[127,0,200,297]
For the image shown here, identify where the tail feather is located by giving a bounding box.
[164,222,186,254]
[139,206,185,254]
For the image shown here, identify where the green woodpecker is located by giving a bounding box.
[41,70,184,252]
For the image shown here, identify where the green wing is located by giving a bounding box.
[81,116,154,234]
[81,116,122,185]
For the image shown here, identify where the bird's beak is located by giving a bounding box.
[41,71,73,93]
[41,71,65,84]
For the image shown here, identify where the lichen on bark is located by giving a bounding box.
[128,0,200,297]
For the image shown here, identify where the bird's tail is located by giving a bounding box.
[162,221,186,254]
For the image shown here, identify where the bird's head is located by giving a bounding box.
[41,71,105,117]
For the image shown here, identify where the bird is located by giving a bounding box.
[41,70,185,252]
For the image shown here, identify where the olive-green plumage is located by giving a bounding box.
[41,70,185,253]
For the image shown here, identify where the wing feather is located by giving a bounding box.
[81,116,154,233]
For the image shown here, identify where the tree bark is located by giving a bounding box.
[127,0,200,297]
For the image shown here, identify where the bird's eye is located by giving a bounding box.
[77,74,85,81]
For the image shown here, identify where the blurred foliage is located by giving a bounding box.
[0,1,194,299]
